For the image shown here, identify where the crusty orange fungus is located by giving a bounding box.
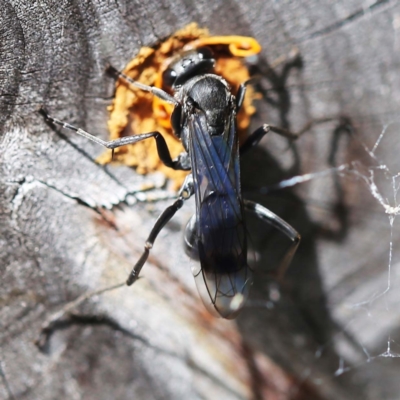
[98,23,261,189]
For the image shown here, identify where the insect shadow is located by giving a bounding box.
[236,53,368,395]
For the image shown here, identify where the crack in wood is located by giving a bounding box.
[301,0,393,41]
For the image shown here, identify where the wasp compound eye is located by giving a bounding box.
[164,48,216,89]
[196,46,214,61]
[162,68,178,89]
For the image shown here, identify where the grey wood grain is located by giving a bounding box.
[1,1,400,399]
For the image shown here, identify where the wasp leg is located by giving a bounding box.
[106,65,178,106]
[240,122,306,155]
[236,80,252,111]
[241,117,343,155]
[243,199,300,280]
[268,124,302,140]
[240,124,297,155]
[268,118,347,141]
[127,176,194,285]
[240,124,270,155]
[39,107,190,171]
[266,118,343,142]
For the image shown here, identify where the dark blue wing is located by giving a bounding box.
[188,111,252,318]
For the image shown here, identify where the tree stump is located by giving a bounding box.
[1,1,400,399]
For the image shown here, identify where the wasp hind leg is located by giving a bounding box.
[243,199,300,280]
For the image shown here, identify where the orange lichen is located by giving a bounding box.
[98,23,261,189]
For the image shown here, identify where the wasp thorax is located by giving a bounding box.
[190,77,229,135]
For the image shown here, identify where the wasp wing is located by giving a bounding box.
[188,111,252,318]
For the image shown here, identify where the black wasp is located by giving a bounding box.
[39,46,300,318]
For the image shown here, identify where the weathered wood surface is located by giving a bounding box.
[1,1,400,399]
